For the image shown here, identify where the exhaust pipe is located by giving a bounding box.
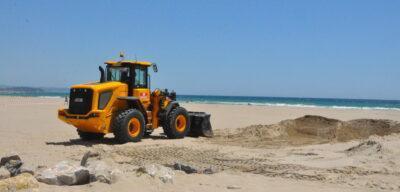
[99,66,105,83]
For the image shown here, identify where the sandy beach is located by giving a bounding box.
[1,96,400,191]
[1,0,399,191]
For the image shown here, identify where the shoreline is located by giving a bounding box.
[1,95,399,112]
[180,101,400,111]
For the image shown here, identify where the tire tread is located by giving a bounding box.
[113,109,145,143]
[162,107,190,139]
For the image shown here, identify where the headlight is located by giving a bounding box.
[98,91,112,110]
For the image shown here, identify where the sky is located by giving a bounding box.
[0,0,399,100]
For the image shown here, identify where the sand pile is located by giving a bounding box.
[213,115,400,147]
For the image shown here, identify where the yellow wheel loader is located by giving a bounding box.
[58,54,213,143]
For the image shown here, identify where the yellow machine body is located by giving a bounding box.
[58,57,212,143]
[58,60,171,134]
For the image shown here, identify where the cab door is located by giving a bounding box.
[133,65,151,109]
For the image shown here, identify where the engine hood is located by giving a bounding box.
[70,81,127,92]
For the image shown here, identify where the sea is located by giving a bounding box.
[1,91,399,111]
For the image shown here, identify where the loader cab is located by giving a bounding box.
[106,66,130,82]
[104,64,148,88]
[104,60,153,107]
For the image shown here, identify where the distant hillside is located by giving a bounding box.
[42,87,69,94]
[0,86,44,94]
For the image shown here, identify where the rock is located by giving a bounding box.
[137,164,174,183]
[81,151,91,167]
[35,168,59,185]
[0,154,21,167]
[4,159,23,176]
[172,163,218,174]
[19,164,35,175]
[87,161,120,184]
[0,154,24,177]
[0,173,39,191]
[36,161,90,186]
[57,168,90,186]
[227,185,241,190]
[110,169,122,184]
[0,167,10,180]
[173,163,198,174]
[55,161,90,185]
[80,151,100,167]
[202,166,219,174]
[88,161,109,183]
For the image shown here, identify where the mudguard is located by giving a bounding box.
[117,96,148,121]
[164,101,179,117]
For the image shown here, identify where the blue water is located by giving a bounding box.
[178,95,400,110]
[1,92,399,110]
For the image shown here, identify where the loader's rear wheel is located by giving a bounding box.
[163,107,190,139]
[77,130,104,140]
[113,109,145,143]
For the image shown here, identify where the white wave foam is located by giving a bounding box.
[38,96,64,99]
[180,101,400,111]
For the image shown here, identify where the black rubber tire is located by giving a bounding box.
[113,109,145,143]
[163,107,191,139]
[77,130,105,140]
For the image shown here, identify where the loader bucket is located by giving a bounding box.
[187,112,213,137]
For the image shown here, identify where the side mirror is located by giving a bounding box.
[152,63,158,73]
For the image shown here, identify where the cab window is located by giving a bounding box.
[134,66,147,88]
[107,67,129,82]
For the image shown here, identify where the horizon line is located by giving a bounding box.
[1,85,399,101]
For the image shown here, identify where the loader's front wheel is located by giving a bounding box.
[77,130,104,140]
[113,109,145,143]
[163,107,190,139]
